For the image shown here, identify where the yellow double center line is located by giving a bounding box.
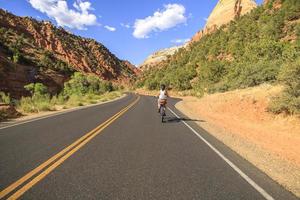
[0,95,140,200]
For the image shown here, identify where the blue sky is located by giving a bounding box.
[0,0,263,65]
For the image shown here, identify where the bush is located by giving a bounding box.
[0,92,11,104]
[19,83,52,113]
[145,79,159,90]
[0,110,6,121]
[18,95,52,113]
[39,51,74,74]
[50,94,66,106]
[12,52,20,63]
[24,83,48,96]
[6,34,25,64]
[65,95,84,107]
[63,72,114,96]
[17,73,122,113]
[226,61,280,89]
[268,59,300,114]
[269,93,300,115]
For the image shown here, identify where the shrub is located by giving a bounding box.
[226,60,281,89]
[7,34,25,64]
[268,59,300,114]
[24,83,48,96]
[18,94,53,113]
[12,52,20,63]
[64,72,88,96]
[39,51,74,74]
[0,111,5,121]
[63,72,114,96]
[19,83,52,113]
[50,94,66,105]
[145,79,159,90]
[39,51,54,68]
[0,92,11,104]
[65,95,85,107]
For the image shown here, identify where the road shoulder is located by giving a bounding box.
[175,94,300,197]
[0,93,127,129]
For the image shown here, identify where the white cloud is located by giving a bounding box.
[28,0,97,30]
[171,38,189,44]
[104,25,116,32]
[120,23,131,29]
[133,4,187,39]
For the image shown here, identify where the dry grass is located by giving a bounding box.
[16,91,123,113]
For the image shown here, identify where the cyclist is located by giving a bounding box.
[157,84,169,113]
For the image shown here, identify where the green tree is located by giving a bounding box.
[63,72,114,96]
[24,83,48,96]
[9,34,25,63]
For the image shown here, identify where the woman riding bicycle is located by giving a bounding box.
[157,84,169,113]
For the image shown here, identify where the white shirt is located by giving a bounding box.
[159,89,167,100]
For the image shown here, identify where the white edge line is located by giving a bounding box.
[167,107,275,200]
[0,94,127,130]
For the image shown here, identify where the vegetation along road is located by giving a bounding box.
[0,93,298,200]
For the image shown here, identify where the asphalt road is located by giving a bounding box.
[0,93,298,200]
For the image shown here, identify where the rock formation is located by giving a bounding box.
[0,9,138,98]
[263,0,282,9]
[0,103,21,121]
[190,0,257,43]
[139,45,185,71]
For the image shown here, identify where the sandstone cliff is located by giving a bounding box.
[139,45,184,71]
[263,0,282,9]
[0,9,137,98]
[191,0,257,43]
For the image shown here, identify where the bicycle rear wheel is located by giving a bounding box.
[160,106,165,123]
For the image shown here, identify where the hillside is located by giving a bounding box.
[191,0,257,43]
[139,0,257,72]
[140,0,257,72]
[137,0,300,114]
[0,9,137,98]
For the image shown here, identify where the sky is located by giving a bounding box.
[0,0,263,65]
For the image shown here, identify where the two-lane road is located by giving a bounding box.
[0,93,298,199]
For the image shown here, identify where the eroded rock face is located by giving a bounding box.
[191,0,257,43]
[0,9,137,98]
[139,46,184,71]
[263,0,282,9]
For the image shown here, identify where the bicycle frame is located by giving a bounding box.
[159,104,166,123]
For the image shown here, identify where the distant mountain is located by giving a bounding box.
[139,45,185,71]
[0,9,138,98]
[139,0,257,73]
[190,0,257,43]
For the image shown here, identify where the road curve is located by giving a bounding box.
[0,93,298,200]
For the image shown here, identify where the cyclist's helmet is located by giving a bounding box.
[161,84,166,91]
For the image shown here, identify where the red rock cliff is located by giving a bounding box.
[0,9,137,98]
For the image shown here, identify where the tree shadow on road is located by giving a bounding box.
[164,117,205,123]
